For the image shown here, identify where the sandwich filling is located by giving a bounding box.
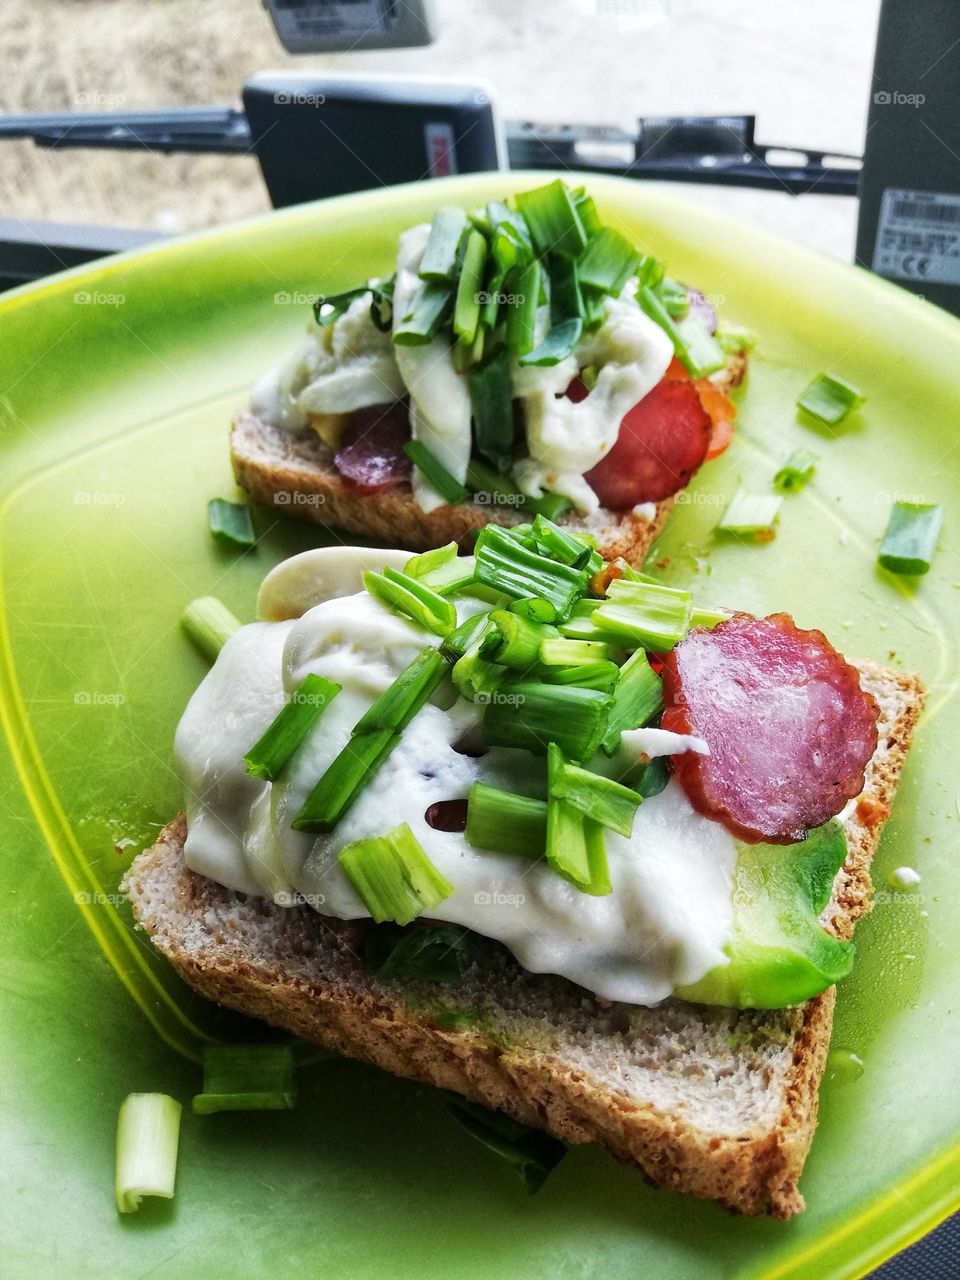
[176,539,877,1011]
[249,180,738,520]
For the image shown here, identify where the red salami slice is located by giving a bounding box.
[662,613,879,844]
[584,377,711,509]
[334,402,412,492]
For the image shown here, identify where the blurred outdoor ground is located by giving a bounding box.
[0,0,880,258]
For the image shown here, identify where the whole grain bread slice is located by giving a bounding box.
[230,352,746,564]
[122,659,922,1218]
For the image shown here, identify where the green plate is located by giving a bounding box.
[1,174,957,1280]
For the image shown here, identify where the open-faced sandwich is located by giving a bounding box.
[124,527,922,1217]
[232,180,746,563]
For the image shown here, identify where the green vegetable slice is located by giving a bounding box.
[514,179,588,258]
[192,1044,297,1114]
[339,823,453,926]
[244,673,342,780]
[716,488,782,540]
[181,596,241,663]
[600,649,663,754]
[115,1093,182,1214]
[419,207,469,283]
[592,579,693,650]
[207,498,255,548]
[465,782,547,859]
[797,372,865,425]
[403,439,471,506]
[363,567,458,637]
[483,683,612,761]
[878,501,943,575]
[773,448,818,493]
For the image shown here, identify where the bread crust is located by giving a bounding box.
[123,658,922,1218]
[230,351,746,565]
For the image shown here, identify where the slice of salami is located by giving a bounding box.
[584,377,711,509]
[334,402,412,492]
[662,613,879,844]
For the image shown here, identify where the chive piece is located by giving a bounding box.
[466,782,548,858]
[244,674,342,780]
[878,501,943,575]
[353,647,448,735]
[539,637,612,666]
[486,610,558,670]
[551,755,642,837]
[716,488,783,541]
[181,596,242,663]
[404,542,476,595]
[797,373,865,425]
[468,349,515,471]
[581,288,606,332]
[636,255,665,288]
[592,579,693,651]
[558,598,611,642]
[518,317,583,367]
[774,448,818,493]
[543,660,621,692]
[366,922,469,983]
[578,227,640,296]
[507,595,559,623]
[600,649,663,754]
[689,605,733,629]
[115,1093,181,1214]
[637,285,725,378]
[571,188,602,237]
[364,567,458,637]
[441,611,491,661]
[474,524,588,623]
[636,755,670,799]
[487,200,534,257]
[515,179,588,258]
[419,207,469,283]
[292,728,398,833]
[368,275,395,331]
[451,627,508,703]
[505,259,541,357]
[208,498,255,548]
[403,439,471,506]
[192,1044,297,1114]
[526,513,595,567]
[453,229,488,345]
[483,682,612,761]
[546,746,610,894]
[313,285,370,327]
[548,254,585,324]
[447,1099,567,1194]
[338,823,453,926]
[393,281,452,346]
[465,457,571,520]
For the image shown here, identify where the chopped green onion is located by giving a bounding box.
[244,673,342,780]
[364,567,457,637]
[581,287,606,331]
[441,611,491,661]
[115,1093,181,1214]
[504,259,541,357]
[468,349,514,471]
[366,922,469,983]
[294,649,446,831]
[550,751,642,837]
[558,597,611,642]
[353,647,448,735]
[292,728,397,833]
[578,227,640,296]
[716,488,782,541]
[313,285,370,327]
[338,823,453,926]
[368,275,395,331]
[404,542,476,595]
[797,373,864,425]
[658,277,690,319]
[474,524,587,623]
[600,649,663,754]
[774,448,818,493]
[526,513,595,567]
[484,610,557,670]
[403,439,471,506]
[548,254,585,324]
[393,281,452,346]
[878,501,943,575]
[514,179,588,258]
[453,228,488,345]
[546,746,610,894]
[487,201,533,257]
[637,285,724,379]
[451,625,508,702]
[539,637,612,666]
[636,254,665,288]
[483,682,612,761]
[518,317,583,367]
[419,207,469,283]
[507,595,559,624]
[208,498,255,548]
[571,187,602,237]
[689,604,733,629]
[543,660,621,692]
[181,596,242,662]
[192,1044,296,1114]
[466,782,547,858]
[447,1099,566,1194]
[593,579,693,651]
[716,324,757,354]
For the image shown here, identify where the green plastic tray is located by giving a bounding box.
[1,174,957,1279]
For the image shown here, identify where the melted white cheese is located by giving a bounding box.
[176,549,736,1006]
